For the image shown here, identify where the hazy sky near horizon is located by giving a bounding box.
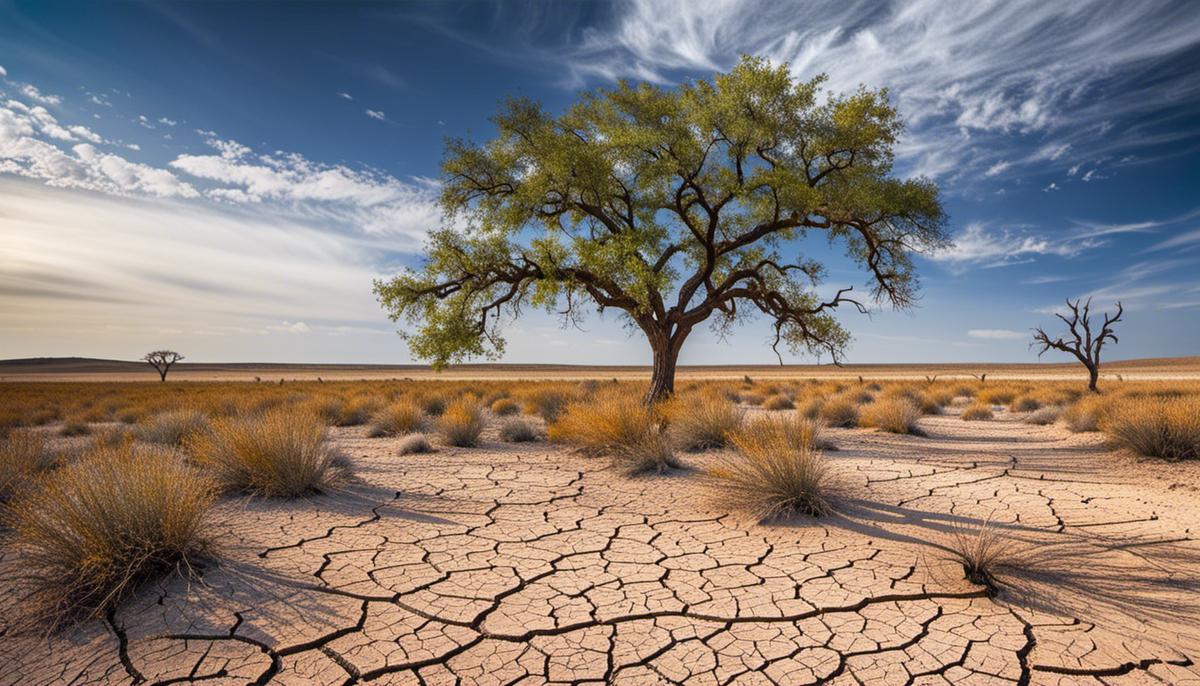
[2,0,1199,365]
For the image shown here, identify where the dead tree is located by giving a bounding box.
[142,350,184,382]
[1032,298,1123,393]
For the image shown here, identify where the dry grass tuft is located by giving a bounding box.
[708,415,833,520]
[960,403,994,421]
[367,400,425,438]
[4,444,214,624]
[667,393,744,451]
[490,398,521,416]
[860,397,923,435]
[1,432,54,502]
[523,388,573,422]
[549,390,658,454]
[186,407,349,497]
[947,516,1014,595]
[59,420,91,437]
[334,396,380,426]
[1103,395,1200,460]
[137,408,209,446]
[397,434,434,455]
[1062,395,1107,432]
[1009,395,1041,412]
[818,397,860,428]
[1024,406,1062,425]
[762,394,795,410]
[610,429,680,476]
[436,399,486,447]
[498,418,540,443]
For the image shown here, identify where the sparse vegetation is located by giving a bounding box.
[667,393,744,451]
[818,397,860,428]
[1,431,53,502]
[708,415,833,520]
[499,418,540,443]
[137,408,209,445]
[490,397,521,416]
[860,397,923,435]
[186,407,348,497]
[1024,406,1062,425]
[5,444,214,623]
[437,398,486,447]
[947,516,1014,595]
[397,434,434,455]
[1103,395,1200,460]
[960,403,994,421]
[763,394,795,410]
[368,400,425,437]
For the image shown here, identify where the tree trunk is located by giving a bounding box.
[1087,364,1099,393]
[643,325,687,404]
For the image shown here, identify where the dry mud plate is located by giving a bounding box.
[3,409,1199,685]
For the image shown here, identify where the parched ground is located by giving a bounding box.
[3,407,1199,685]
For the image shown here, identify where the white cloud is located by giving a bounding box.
[1067,163,1080,176]
[267,320,310,334]
[929,222,1098,270]
[1043,182,1060,192]
[1033,142,1070,161]
[967,329,1026,340]
[984,160,1010,177]
[544,0,1200,181]
[338,92,353,100]
[365,109,385,121]
[17,84,61,106]
[158,117,177,127]
[169,133,440,239]
[0,65,7,77]
[0,100,198,198]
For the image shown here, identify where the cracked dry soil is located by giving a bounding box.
[2,408,1198,685]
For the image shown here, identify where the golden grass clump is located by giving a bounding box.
[334,395,380,426]
[522,388,573,422]
[859,397,923,435]
[1062,394,1107,432]
[1024,406,1062,425]
[978,387,1017,406]
[1,431,53,502]
[762,394,795,410]
[667,393,744,451]
[186,407,348,497]
[367,400,425,438]
[499,418,540,443]
[1103,395,1200,461]
[1009,395,1041,412]
[960,403,994,421]
[708,415,833,520]
[436,398,486,447]
[490,397,521,416]
[548,390,658,454]
[818,397,860,428]
[137,408,210,446]
[58,419,91,437]
[5,444,214,623]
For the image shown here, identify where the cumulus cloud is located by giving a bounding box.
[365,109,385,120]
[169,132,440,239]
[17,83,61,106]
[967,328,1026,340]
[158,117,177,126]
[0,100,198,198]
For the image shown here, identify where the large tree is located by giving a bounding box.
[375,57,948,402]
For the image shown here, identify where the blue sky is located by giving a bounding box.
[1,0,1199,365]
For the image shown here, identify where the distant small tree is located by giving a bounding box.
[374,56,947,403]
[1032,298,1123,393]
[143,350,184,382]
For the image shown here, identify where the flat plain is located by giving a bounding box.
[1,364,1198,685]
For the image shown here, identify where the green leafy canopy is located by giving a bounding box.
[375,55,948,370]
